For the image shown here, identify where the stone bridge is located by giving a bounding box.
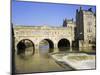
[14,25,75,54]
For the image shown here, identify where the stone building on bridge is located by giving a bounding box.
[14,21,75,53]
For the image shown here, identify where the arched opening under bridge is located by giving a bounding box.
[17,39,35,56]
[58,38,70,51]
[39,39,54,57]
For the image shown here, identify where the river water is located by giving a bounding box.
[15,44,95,74]
[15,44,75,74]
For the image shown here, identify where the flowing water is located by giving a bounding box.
[15,45,74,74]
[15,44,95,74]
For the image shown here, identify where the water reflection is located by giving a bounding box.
[15,43,96,74]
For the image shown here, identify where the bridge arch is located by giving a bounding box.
[58,38,70,51]
[16,39,35,56]
[39,39,54,53]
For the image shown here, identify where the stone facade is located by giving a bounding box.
[14,25,75,53]
[75,7,96,48]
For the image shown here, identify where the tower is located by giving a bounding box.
[76,7,96,48]
[63,18,67,27]
[63,18,75,27]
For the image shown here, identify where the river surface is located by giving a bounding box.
[15,44,95,74]
[15,45,74,74]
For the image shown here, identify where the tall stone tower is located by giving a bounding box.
[76,7,96,48]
